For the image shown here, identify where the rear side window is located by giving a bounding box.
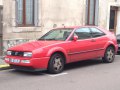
[74,28,92,40]
[90,28,105,38]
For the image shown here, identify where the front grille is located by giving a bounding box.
[11,51,24,57]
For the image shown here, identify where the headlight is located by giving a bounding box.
[6,51,12,55]
[23,52,32,57]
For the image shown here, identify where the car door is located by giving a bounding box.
[90,27,108,57]
[69,28,98,62]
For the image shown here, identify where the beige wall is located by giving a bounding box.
[0,0,3,5]
[41,0,86,35]
[3,0,86,40]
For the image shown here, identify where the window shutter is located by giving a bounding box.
[34,0,39,26]
[85,0,99,25]
[85,0,88,25]
[95,0,99,25]
[12,0,16,26]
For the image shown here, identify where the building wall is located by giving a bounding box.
[2,0,120,54]
[99,0,120,29]
[2,0,86,53]
[3,0,86,40]
[0,0,3,5]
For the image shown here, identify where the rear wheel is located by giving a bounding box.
[102,46,115,63]
[48,53,65,74]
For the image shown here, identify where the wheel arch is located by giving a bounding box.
[104,41,117,54]
[105,44,116,54]
[107,44,115,50]
[46,47,68,64]
[103,44,116,56]
[103,44,116,63]
[50,51,67,64]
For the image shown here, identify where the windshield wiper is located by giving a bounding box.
[38,38,56,41]
[46,38,56,40]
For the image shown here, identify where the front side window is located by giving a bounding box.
[16,0,34,26]
[74,28,92,40]
[90,28,105,37]
[39,29,73,41]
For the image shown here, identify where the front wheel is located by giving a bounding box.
[102,46,115,63]
[48,53,65,74]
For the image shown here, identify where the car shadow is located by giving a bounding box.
[64,59,103,71]
[8,69,47,76]
[117,52,120,55]
[8,59,103,75]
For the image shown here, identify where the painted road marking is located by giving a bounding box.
[49,72,68,77]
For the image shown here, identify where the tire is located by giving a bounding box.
[48,53,65,74]
[102,46,115,63]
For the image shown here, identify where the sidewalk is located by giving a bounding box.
[0,56,10,70]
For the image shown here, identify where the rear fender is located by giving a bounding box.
[104,41,117,53]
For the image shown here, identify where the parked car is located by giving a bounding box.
[5,26,118,74]
[116,34,120,53]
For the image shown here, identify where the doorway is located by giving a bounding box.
[0,6,3,55]
[109,6,118,34]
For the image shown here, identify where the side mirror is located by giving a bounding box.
[73,36,78,41]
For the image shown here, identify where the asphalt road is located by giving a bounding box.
[0,55,120,90]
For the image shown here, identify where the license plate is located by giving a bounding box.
[10,59,20,63]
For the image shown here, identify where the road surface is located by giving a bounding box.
[0,55,120,90]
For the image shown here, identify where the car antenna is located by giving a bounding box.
[62,24,65,28]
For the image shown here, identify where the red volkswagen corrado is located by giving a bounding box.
[5,26,118,74]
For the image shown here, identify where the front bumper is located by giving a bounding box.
[10,64,47,72]
[5,56,50,71]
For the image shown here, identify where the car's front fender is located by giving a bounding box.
[46,47,69,63]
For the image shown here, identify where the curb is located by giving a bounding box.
[0,65,11,70]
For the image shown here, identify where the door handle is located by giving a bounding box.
[91,39,96,42]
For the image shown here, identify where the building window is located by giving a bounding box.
[16,0,35,26]
[86,0,99,25]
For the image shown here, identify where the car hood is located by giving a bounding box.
[8,40,63,51]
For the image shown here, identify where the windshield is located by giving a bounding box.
[38,28,73,41]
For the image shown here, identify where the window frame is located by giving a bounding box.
[16,0,35,27]
[90,28,106,38]
[73,28,92,40]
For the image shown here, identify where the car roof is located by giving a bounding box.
[52,25,110,35]
[53,25,98,29]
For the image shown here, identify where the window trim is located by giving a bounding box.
[90,28,106,38]
[73,28,92,40]
[87,0,96,25]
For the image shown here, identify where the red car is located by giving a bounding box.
[5,26,118,74]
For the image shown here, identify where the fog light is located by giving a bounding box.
[5,58,10,61]
[21,60,30,63]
